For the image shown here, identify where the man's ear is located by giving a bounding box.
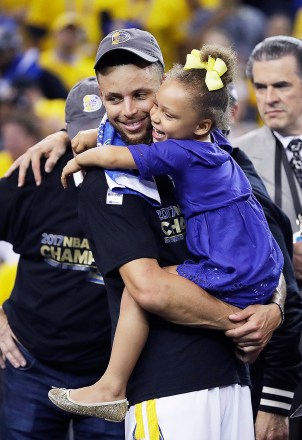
[194,119,212,136]
[95,74,103,99]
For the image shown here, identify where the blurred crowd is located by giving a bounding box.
[1,0,302,301]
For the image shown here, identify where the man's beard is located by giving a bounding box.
[119,123,153,146]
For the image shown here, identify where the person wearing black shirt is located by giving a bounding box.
[47,30,287,440]
[0,78,124,440]
[5,30,295,440]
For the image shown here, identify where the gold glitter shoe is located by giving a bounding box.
[48,387,128,422]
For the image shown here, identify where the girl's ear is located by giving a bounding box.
[194,119,212,136]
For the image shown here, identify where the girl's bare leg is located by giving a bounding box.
[69,287,149,403]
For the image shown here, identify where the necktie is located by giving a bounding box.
[287,139,302,187]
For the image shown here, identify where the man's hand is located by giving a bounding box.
[0,308,26,368]
[293,241,302,280]
[255,411,289,440]
[61,158,83,188]
[4,130,69,187]
[226,303,281,350]
[71,128,98,154]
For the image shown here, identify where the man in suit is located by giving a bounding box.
[233,35,302,280]
[233,35,302,440]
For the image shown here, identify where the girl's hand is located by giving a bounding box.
[71,128,98,154]
[61,158,82,188]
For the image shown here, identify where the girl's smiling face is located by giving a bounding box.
[150,78,210,142]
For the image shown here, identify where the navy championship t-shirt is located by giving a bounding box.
[0,150,112,374]
[78,168,250,406]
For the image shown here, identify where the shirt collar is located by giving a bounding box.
[273,131,302,149]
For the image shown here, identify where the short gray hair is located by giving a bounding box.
[246,36,302,81]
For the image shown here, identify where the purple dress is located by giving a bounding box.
[128,130,283,308]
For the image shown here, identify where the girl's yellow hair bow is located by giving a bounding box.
[183,49,227,91]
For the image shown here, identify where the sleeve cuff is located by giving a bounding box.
[259,386,294,416]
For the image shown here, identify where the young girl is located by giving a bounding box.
[49,45,284,421]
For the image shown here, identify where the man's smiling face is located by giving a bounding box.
[98,64,162,145]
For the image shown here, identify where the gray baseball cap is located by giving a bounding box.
[94,28,165,70]
[65,76,105,140]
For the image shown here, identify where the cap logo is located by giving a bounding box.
[111,30,131,45]
[83,94,102,113]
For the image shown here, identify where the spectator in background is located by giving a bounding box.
[0,25,67,101]
[243,0,297,18]
[0,111,41,306]
[0,111,42,177]
[265,11,293,38]
[232,35,302,440]
[39,12,94,92]
[233,36,302,283]
[293,5,302,38]
[184,0,267,65]
[0,0,29,24]
[12,77,66,137]
[226,82,302,440]
[0,79,66,143]
[227,83,258,139]
[0,77,124,440]
[23,0,105,58]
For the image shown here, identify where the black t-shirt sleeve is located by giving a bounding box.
[0,176,17,241]
[232,147,271,198]
[0,171,35,243]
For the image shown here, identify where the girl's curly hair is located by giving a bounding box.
[165,44,237,130]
